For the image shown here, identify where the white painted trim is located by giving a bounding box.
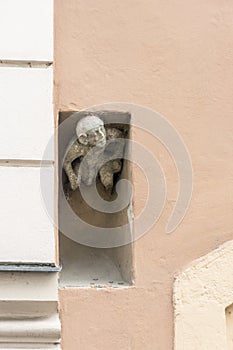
[0,273,58,301]
[174,240,233,350]
[0,0,60,348]
[0,273,60,348]
[0,0,53,61]
[0,344,60,349]
[0,66,54,160]
[0,166,55,264]
[0,314,60,343]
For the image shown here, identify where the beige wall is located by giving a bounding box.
[55,1,233,349]
[174,240,233,350]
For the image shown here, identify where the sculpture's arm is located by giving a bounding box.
[106,127,125,158]
[63,160,79,191]
[99,127,126,191]
[63,141,85,191]
[106,127,124,140]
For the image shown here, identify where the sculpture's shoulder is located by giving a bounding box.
[105,126,127,140]
[65,140,86,162]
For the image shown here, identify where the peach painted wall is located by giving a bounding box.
[55,1,233,349]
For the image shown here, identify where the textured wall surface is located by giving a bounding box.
[174,240,233,350]
[55,1,233,349]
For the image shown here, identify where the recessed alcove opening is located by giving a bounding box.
[58,111,133,287]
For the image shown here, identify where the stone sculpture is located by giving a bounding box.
[63,115,126,192]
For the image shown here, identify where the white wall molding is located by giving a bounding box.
[0,160,54,167]
[0,306,60,344]
[0,66,54,161]
[0,0,53,62]
[0,344,60,349]
[174,240,233,350]
[0,273,60,349]
[0,61,52,68]
[0,1,60,348]
[0,166,55,264]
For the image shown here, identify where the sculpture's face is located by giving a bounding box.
[86,125,106,147]
[78,125,106,147]
[76,115,106,148]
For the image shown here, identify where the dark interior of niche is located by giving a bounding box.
[58,110,133,287]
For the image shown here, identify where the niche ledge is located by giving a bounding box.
[59,234,132,288]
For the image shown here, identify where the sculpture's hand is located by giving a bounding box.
[69,173,79,191]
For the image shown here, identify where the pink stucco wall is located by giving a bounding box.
[55,1,233,349]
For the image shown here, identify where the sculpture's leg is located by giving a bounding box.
[99,160,122,190]
[99,163,114,191]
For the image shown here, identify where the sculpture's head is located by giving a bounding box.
[76,115,106,147]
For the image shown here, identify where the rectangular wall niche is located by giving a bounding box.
[58,111,133,287]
